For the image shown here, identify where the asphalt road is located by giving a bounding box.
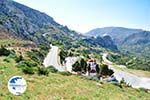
[43,45,65,71]
[103,53,150,89]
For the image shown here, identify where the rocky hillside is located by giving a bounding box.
[121,31,150,56]
[122,31,150,45]
[82,35,118,51]
[0,0,118,52]
[0,0,80,46]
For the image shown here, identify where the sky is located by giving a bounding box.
[14,0,150,33]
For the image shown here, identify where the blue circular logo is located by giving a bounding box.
[8,76,27,95]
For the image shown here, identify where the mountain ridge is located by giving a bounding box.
[85,27,150,55]
[0,0,118,51]
[0,0,80,46]
[85,27,144,44]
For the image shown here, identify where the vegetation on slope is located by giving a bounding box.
[107,53,150,71]
[0,56,150,100]
[0,39,150,99]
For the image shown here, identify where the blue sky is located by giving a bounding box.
[14,0,150,33]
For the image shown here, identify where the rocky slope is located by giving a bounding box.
[121,31,150,56]
[0,0,118,51]
[0,0,79,45]
[82,35,118,51]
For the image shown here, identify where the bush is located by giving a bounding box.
[16,61,35,75]
[59,49,68,64]
[38,67,49,76]
[59,71,72,76]
[72,61,81,72]
[15,55,23,63]
[16,62,27,68]
[26,51,40,63]
[26,50,45,64]
[24,60,37,67]
[72,59,89,73]
[8,53,17,59]
[3,58,10,63]
[0,46,11,56]
[80,58,87,73]
[96,64,100,74]
[22,66,35,75]
[47,66,58,73]
[101,64,114,76]
[38,44,49,51]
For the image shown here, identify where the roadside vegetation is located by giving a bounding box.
[107,53,150,71]
[72,58,87,73]
[0,39,35,47]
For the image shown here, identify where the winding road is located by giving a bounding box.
[43,45,79,72]
[43,45,150,89]
[43,45,65,71]
[103,53,150,89]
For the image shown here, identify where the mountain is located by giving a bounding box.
[82,35,118,51]
[85,27,143,44]
[0,0,80,46]
[85,27,150,55]
[122,31,150,45]
[0,0,118,52]
[121,31,150,56]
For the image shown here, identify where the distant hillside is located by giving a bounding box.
[82,35,118,51]
[121,31,150,56]
[85,27,143,44]
[122,31,150,45]
[85,27,150,55]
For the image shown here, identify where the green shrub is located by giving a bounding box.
[26,50,45,64]
[139,88,149,93]
[0,46,11,56]
[15,55,23,63]
[3,58,10,63]
[8,50,16,58]
[47,66,58,73]
[16,61,35,75]
[59,49,68,64]
[22,66,35,74]
[38,44,49,52]
[80,58,87,73]
[38,67,49,76]
[26,51,40,63]
[24,60,37,67]
[8,53,17,59]
[72,59,88,73]
[96,64,100,74]
[59,71,72,76]
[16,61,26,67]
[101,64,114,76]
[72,61,81,72]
